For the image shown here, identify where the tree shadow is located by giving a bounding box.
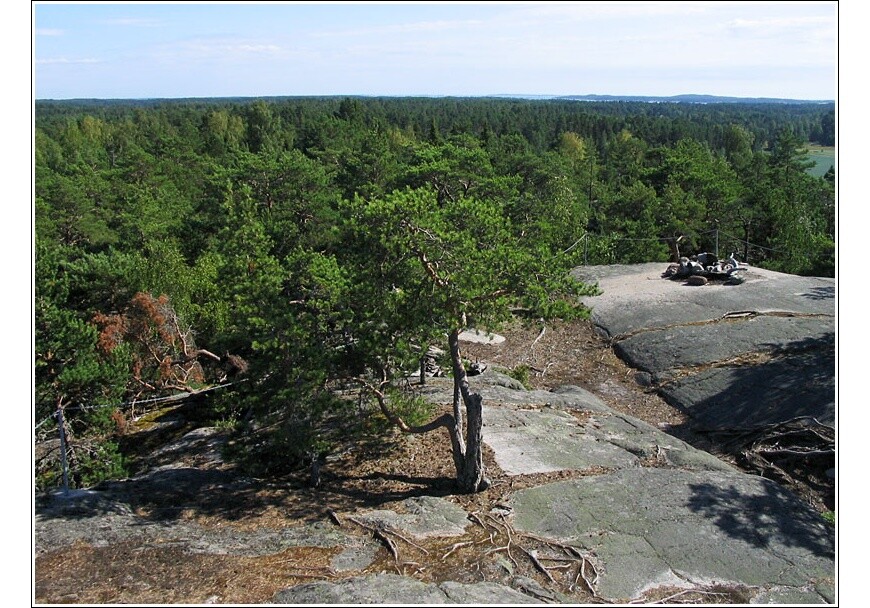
[686,479,833,558]
[316,471,456,507]
[36,464,460,526]
[36,466,284,523]
[659,333,835,511]
[660,333,834,432]
[37,420,459,527]
[800,286,835,301]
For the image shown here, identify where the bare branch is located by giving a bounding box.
[519,547,556,583]
[441,541,473,560]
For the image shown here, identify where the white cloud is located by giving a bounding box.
[507,2,709,22]
[187,40,282,56]
[728,15,837,30]
[231,44,282,54]
[36,57,101,65]
[100,17,164,27]
[35,28,63,36]
[180,39,284,56]
[313,18,485,39]
[147,37,307,67]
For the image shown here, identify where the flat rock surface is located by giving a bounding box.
[575,263,835,431]
[458,329,506,345]
[613,314,833,376]
[508,467,834,603]
[35,486,377,563]
[354,495,470,539]
[573,263,835,337]
[273,573,546,604]
[482,406,638,474]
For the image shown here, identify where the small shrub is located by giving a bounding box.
[506,364,532,389]
[76,440,129,488]
[223,390,356,478]
[387,390,435,428]
[212,417,240,431]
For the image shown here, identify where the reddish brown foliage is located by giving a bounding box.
[93,292,208,395]
[93,312,126,355]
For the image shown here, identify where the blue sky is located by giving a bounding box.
[33,2,837,100]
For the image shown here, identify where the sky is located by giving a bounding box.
[33,1,838,101]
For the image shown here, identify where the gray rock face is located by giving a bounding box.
[272,573,545,604]
[483,403,733,475]
[508,468,834,602]
[586,411,735,472]
[575,263,834,432]
[483,406,638,474]
[661,347,835,429]
[37,470,390,595]
[35,263,837,604]
[613,315,833,376]
[573,263,834,338]
[35,484,378,566]
[355,495,470,539]
[420,373,734,476]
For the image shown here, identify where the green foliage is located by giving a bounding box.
[225,391,355,477]
[211,416,241,431]
[341,186,593,377]
[382,391,435,429]
[34,96,837,488]
[76,440,129,488]
[505,364,532,390]
[35,291,132,423]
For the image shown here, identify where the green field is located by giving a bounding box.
[805,145,835,178]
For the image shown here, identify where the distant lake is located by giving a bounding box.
[805,146,835,178]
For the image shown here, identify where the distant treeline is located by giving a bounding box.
[36,95,835,152]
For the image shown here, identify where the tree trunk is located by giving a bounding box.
[371,330,490,494]
[458,391,488,492]
[448,329,490,493]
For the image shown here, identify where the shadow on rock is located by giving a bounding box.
[661,333,834,431]
[800,286,835,301]
[36,466,281,524]
[317,471,456,508]
[686,480,833,559]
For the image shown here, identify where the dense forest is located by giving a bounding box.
[34,96,835,491]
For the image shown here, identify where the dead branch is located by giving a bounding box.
[375,528,400,562]
[284,572,336,581]
[577,557,601,598]
[512,530,601,597]
[641,588,729,604]
[519,547,556,583]
[327,509,343,527]
[441,541,473,560]
[531,324,547,350]
[347,516,399,562]
[468,511,489,530]
[542,562,573,570]
[485,545,519,569]
[356,371,456,435]
[384,528,430,555]
[755,447,834,457]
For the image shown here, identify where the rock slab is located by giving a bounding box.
[272,573,545,604]
[508,467,834,602]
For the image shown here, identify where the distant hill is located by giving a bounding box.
[494,93,834,105]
